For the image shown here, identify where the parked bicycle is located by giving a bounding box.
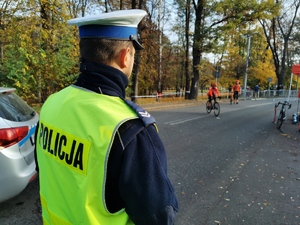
[275,101,292,129]
[206,97,220,116]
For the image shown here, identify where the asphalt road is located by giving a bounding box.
[1,98,299,225]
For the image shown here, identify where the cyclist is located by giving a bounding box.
[232,80,241,104]
[207,82,220,108]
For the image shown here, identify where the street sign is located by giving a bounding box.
[214,66,221,78]
[214,71,220,78]
[292,64,300,76]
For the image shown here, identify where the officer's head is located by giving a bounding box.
[68,10,147,78]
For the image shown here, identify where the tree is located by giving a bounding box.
[131,0,145,101]
[173,0,193,99]
[0,0,22,82]
[249,49,276,89]
[212,25,277,92]
[2,0,78,103]
[259,0,300,88]
[188,0,279,100]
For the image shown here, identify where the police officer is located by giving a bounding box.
[35,9,178,225]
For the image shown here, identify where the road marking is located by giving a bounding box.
[165,115,209,125]
[165,101,275,125]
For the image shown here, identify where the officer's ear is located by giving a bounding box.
[119,47,131,69]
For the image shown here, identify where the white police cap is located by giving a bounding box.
[68,9,147,50]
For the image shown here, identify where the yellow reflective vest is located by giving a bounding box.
[36,86,138,225]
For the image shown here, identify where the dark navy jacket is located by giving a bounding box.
[35,60,178,225]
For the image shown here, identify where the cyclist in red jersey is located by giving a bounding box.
[207,82,220,107]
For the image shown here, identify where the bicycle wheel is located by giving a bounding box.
[214,102,220,116]
[276,111,284,129]
[206,101,212,114]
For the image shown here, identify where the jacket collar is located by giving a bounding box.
[74,60,128,98]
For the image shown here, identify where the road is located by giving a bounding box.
[1,98,299,225]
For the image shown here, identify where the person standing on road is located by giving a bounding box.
[232,80,241,104]
[277,84,283,96]
[34,9,178,225]
[254,84,260,100]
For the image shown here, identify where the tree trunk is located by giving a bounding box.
[130,0,144,102]
[184,0,191,99]
[189,0,204,100]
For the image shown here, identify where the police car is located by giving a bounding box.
[0,87,39,203]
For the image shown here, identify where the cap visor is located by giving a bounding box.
[133,40,144,50]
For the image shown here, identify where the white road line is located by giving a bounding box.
[165,115,209,125]
[165,101,275,125]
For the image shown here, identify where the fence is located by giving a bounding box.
[243,89,299,99]
[131,89,299,104]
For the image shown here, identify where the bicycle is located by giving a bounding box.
[206,97,220,116]
[275,101,292,129]
[229,92,233,105]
